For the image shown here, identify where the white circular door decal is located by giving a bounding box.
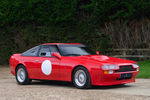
[41,60,52,75]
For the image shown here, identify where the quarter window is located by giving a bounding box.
[22,46,40,56]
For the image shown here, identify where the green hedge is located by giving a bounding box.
[1,0,150,26]
[0,0,150,65]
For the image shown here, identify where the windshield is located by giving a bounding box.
[58,45,96,56]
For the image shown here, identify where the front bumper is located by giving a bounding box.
[93,71,139,86]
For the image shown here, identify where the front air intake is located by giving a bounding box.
[115,65,135,73]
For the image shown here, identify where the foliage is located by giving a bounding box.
[1,0,150,26]
[0,0,150,64]
[137,60,150,78]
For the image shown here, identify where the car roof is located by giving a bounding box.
[41,43,83,45]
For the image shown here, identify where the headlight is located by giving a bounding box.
[132,63,139,68]
[102,64,118,70]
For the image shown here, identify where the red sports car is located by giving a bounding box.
[9,43,139,89]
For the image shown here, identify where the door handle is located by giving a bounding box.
[35,60,39,62]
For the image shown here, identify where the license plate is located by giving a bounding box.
[120,73,132,79]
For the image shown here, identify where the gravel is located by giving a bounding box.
[0,67,150,100]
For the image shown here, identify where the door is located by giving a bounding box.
[35,45,61,80]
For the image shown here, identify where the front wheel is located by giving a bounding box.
[72,67,91,89]
[16,65,32,85]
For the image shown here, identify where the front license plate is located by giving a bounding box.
[120,73,132,79]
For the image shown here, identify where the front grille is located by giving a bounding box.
[115,65,135,73]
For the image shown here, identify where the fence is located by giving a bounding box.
[105,49,150,61]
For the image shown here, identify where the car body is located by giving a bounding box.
[9,43,139,88]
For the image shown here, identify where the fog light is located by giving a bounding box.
[104,70,113,74]
[108,70,113,74]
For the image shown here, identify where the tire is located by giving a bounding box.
[72,67,91,89]
[15,65,32,85]
[117,84,126,86]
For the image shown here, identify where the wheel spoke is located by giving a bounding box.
[17,68,25,83]
[75,70,86,87]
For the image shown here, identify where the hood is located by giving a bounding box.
[78,55,136,65]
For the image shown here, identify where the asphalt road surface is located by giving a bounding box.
[0,66,150,100]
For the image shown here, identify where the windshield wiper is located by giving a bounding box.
[64,54,81,56]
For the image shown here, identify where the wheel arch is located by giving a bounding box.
[15,63,26,74]
[71,65,91,81]
[15,63,32,85]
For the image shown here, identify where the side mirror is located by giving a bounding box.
[96,51,100,55]
[52,52,61,59]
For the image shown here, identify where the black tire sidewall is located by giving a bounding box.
[73,67,91,89]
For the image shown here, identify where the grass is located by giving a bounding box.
[137,60,150,78]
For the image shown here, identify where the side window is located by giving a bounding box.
[39,46,51,57]
[49,45,59,53]
[22,46,40,56]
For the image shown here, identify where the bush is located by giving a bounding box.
[1,0,150,65]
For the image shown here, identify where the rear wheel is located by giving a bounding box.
[72,67,91,89]
[16,65,32,85]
